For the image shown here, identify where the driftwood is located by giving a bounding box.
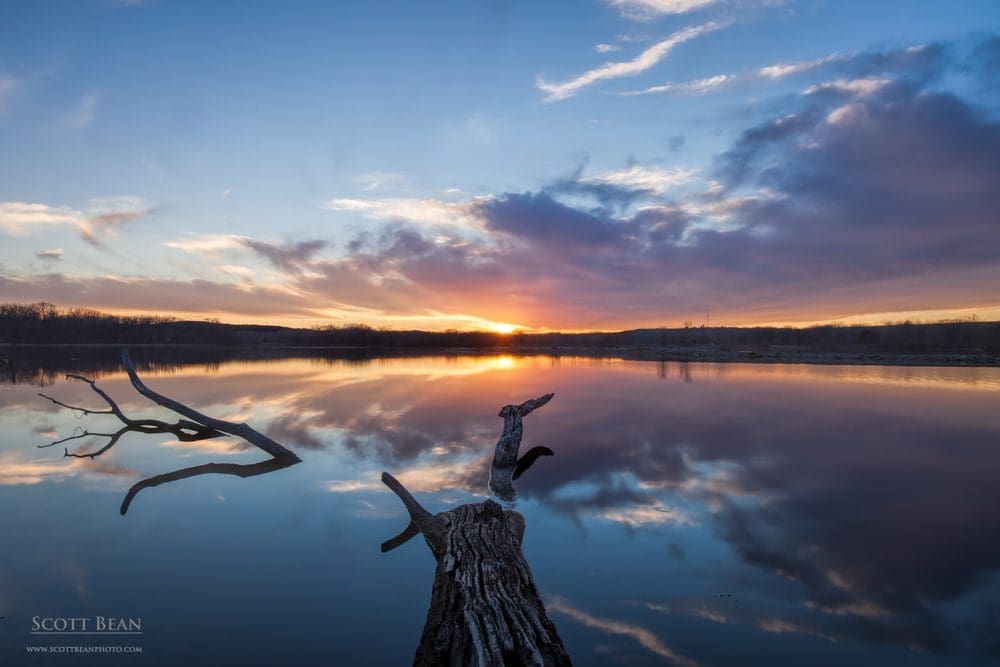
[382,394,570,666]
[39,350,301,513]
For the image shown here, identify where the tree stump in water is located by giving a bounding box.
[381,394,571,666]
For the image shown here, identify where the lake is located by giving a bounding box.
[1,353,999,666]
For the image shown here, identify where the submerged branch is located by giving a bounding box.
[122,350,298,461]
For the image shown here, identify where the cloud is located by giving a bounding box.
[607,0,720,20]
[303,42,1000,329]
[68,92,98,129]
[0,197,151,246]
[619,42,941,98]
[165,234,245,254]
[804,77,890,96]
[622,73,733,96]
[35,248,62,261]
[355,171,406,192]
[757,52,843,79]
[0,272,317,319]
[578,165,697,195]
[323,196,487,231]
[165,233,327,273]
[595,43,621,54]
[77,196,152,247]
[621,51,845,97]
[537,21,723,101]
[8,37,998,331]
[238,238,328,273]
[0,202,80,234]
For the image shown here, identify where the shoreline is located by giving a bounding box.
[4,342,999,368]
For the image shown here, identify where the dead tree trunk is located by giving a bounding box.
[382,394,570,666]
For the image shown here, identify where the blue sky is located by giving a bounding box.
[1,0,998,330]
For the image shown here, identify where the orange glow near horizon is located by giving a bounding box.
[35,302,1000,333]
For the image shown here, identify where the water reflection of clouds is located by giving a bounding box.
[548,595,698,667]
[0,451,139,486]
[9,356,1000,663]
[282,357,1000,660]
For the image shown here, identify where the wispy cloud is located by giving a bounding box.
[238,238,327,273]
[77,196,151,247]
[0,202,80,234]
[166,233,328,273]
[0,196,151,246]
[579,165,697,195]
[595,43,621,54]
[68,92,99,129]
[621,51,843,96]
[758,52,842,79]
[623,73,733,96]
[323,196,488,230]
[35,248,63,261]
[355,171,407,192]
[165,233,245,254]
[804,77,891,96]
[537,21,723,101]
[607,0,721,20]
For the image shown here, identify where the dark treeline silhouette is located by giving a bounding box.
[2,302,999,362]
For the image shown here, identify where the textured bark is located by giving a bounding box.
[382,394,569,666]
[413,500,569,667]
[488,394,553,503]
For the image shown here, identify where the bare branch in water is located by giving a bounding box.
[38,371,226,459]
[38,349,302,513]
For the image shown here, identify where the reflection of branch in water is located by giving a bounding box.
[512,445,554,481]
[38,350,301,514]
[381,394,570,666]
[119,456,298,515]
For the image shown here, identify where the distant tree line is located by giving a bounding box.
[1,302,999,355]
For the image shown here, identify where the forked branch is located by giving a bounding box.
[122,351,298,461]
[39,372,225,459]
[39,350,302,513]
[489,393,555,502]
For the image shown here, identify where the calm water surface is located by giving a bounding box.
[1,354,999,666]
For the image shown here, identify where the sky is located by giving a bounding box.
[0,0,998,332]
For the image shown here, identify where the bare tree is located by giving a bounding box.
[381,394,571,666]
